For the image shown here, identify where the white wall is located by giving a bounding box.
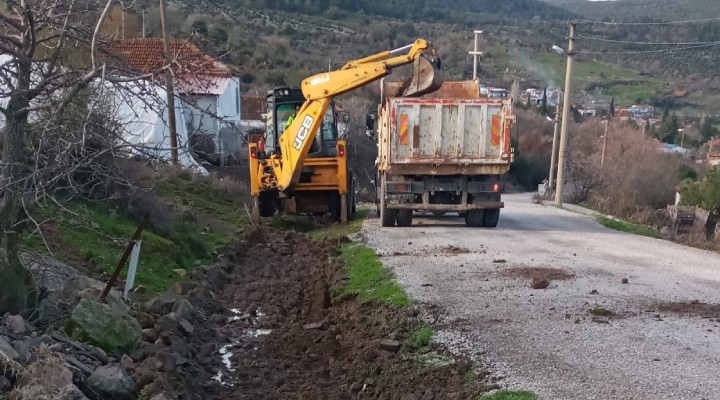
[216,77,243,161]
[180,77,243,163]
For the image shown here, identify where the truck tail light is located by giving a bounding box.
[493,183,500,192]
[338,144,345,157]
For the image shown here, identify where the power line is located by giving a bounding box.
[577,35,720,46]
[576,17,720,26]
[576,42,720,55]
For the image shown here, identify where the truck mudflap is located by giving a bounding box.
[386,202,503,211]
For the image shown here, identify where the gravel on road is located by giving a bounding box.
[364,193,720,400]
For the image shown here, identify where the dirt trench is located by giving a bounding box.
[137,227,486,400]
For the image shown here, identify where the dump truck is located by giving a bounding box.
[247,39,443,223]
[371,79,515,227]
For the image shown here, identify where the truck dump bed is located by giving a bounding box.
[377,80,514,176]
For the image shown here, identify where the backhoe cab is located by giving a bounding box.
[248,39,443,223]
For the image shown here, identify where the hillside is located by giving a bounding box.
[131,0,572,89]
[543,0,720,21]
[113,0,720,115]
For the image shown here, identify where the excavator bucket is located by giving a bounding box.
[401,55,444,97]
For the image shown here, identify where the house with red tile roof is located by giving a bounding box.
[109,38,242,163]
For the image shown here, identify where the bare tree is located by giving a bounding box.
[338,95,374,145]
[0,0,174,314]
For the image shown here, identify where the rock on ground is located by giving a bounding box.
[0,335,21,363]
[0,376,11,394]
[66,299,141,354]
[56,384,91,400]
[4,314,30,334]
[145,295,177,316]
[86,365,136,400]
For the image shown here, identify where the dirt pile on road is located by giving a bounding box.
[134,227,487,399]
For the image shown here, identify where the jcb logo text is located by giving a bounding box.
[293,115,314,150]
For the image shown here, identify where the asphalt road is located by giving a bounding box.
[363,193,720,400]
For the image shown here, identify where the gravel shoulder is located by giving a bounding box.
[364,193,720,400]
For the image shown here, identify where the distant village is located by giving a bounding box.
[475,82,720,170]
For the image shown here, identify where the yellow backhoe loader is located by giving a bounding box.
[248,39,443,223]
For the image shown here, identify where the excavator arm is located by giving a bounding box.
[263,39,443,192]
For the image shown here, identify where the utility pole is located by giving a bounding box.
[469,30,483,80]
[159,0,179,165]
[548,103,561,194]
[142,9,146,38]
[554,21,576,207]
[601,117,609,168]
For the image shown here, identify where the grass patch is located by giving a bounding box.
[154,175,248,228]
[532,52,667,105]
[478,390,538,400]
[337,244,409,307]
[25,203,215,293]
[597,216,660,238]
[408,326,433,350]
[310,209,369,240]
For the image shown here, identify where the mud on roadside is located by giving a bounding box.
[133,226,491,399]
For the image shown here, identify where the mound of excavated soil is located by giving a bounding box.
[134,227,487,399]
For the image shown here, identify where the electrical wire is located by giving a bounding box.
[576,17,720,26]
[577,35,720,46]
[576,41,720,55]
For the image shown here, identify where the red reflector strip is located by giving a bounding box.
[491,115,501,146]
[399,114,409,145]
[389,183,411,192]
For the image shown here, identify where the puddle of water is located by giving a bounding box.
[213,345,236,385]
[213,371,224,384]
[245,329,272,338]
[219,344,235,372]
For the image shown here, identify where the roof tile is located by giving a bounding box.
[108,38,231,77]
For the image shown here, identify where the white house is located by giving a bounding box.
[110,38,243,164]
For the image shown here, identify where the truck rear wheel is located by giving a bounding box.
[380,203,396,227]
[465,209,484,228]
[396,209,413,227]
[483,208,500,228]
[379,174,396,227]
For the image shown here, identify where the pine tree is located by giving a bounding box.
[700,115,718,142]
[609,96,615,118]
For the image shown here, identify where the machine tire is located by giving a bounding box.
[431,211,447,217]
[482,208,500,228]
[380,203,396,227]
[396,209,413,227]
[330,192,342,221]
[258,192,277,218]
[465,209,484,228]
